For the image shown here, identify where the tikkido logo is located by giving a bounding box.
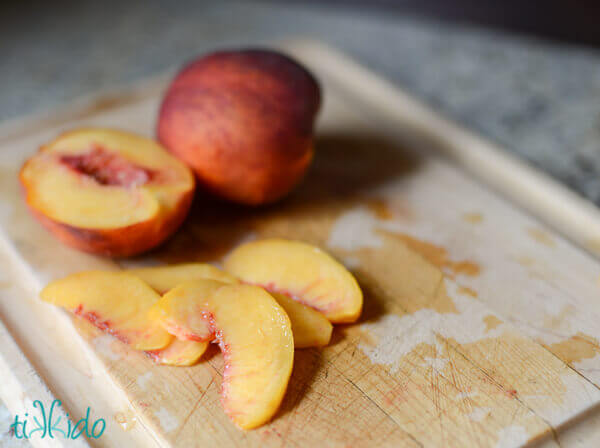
[10,399,106,440]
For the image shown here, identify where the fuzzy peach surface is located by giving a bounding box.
[157,49,320,205]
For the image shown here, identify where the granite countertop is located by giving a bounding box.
[2,0,600,444]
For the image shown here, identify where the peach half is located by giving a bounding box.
[224,239,363,323]
[132,263,332,347]
[40,270,172,350]
[20,128,195,257]
[155,281,294,429]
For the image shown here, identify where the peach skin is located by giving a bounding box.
[20,128,195,257]
[157,49,320,205]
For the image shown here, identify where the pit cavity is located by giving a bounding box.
[60,145,154,188]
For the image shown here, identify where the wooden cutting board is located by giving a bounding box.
[1,40,600,448]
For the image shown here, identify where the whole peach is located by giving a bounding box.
[157,49,321,205]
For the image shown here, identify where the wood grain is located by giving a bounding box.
[0,40,599,447]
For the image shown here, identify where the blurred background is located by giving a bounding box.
[1,0,600,205]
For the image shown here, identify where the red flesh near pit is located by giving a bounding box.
[254,281,333,315]
[73,304,129,344]
[60,145,155,188]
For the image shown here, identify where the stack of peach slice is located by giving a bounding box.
[40,239,363,429]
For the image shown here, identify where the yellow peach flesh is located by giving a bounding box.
[224,239,363,323]
[40,271,172,350]
[130,263,238,293]
[134,264,236,359]
[134,263,332,347]
[41,128,194,211]
[28,127,196,227]
[22,154,159,229]
[152,279,225,341]
[157,281,294,429]
[270,292,332,348]
[147,338,208,366]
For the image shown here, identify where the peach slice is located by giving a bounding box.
[132,264,233,363]
[146,339,208,366]
[270,292,332,348]
[224,239,363,323]
[129,263,238,294]
[40,270,172,350]
[132,263,332,347]
[156,281,294,429]
[20,128,195,257]
[151,279,224,341]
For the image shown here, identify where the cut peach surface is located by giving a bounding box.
[270,292,332,348]
[129,263,238,293]
[224,239,363,323]
[133,263,331,347]
[20,128,195,257]
[151,279,225,341]
[133,264,235,362]
[146,338,208,366]
[156,281,294,429]
[40,271,172,350]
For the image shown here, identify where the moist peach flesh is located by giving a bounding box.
[20,128,195,257]
[129,263,239,295]
[146,339,208,366]
[133,263,332,347]
[269,292,332,348]
[60,145,156,188]
[156,282,294,429]
[73,304,127,343]
[224,239,363,323]
[40,270,172,351]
